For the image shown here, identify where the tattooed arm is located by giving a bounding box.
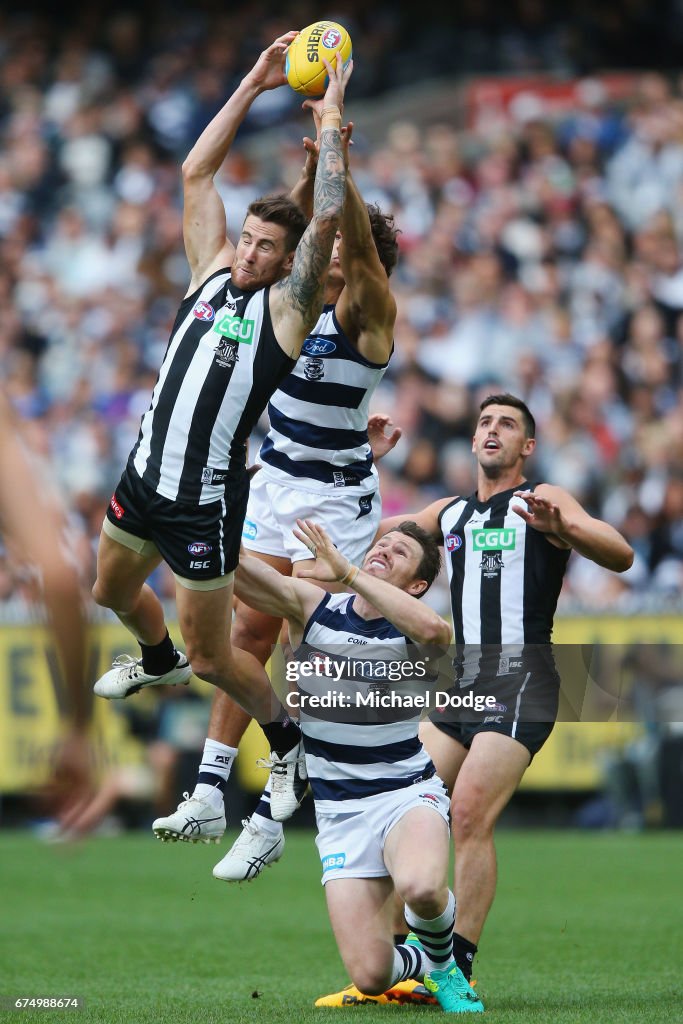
[270,54,353,356]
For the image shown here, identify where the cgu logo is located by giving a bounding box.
[213,312,255,344]
[472,528,517,550]
[303,337,336,356]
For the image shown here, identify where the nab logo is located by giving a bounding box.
[446,534,462,551]
[193,301,215,321]
[242,519,257,540]
[188,542,212,556]
[303,337,336,357]
[322,852,346,872]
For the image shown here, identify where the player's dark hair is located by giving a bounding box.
[246,195,308,253]
[367,204,400,277]
[479,394,536,438]
[386,521,442,595]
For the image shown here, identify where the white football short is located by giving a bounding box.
[242,469,380,565]
[314,777,450,885]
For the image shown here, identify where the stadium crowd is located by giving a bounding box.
[1,7,683,617]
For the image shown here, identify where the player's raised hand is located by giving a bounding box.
[294,518,351,582]
[321,51,353,112]
[245,32,298,91]
[368,414,402,461]
[513,490,565,535]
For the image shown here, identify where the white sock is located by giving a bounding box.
[404,890,456,973]
[251,812,283,837]
[389,944,423,986]
[192,739,238,806]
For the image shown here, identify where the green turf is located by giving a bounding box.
[1,829,681,1023]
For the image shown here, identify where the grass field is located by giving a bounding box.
[1,828,681,1023]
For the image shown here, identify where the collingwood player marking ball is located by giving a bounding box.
[286,21,353,96]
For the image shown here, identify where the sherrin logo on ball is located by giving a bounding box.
[286,21,352,97]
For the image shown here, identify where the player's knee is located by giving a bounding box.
[349,963,391,996]
[400,879,446,918]
[451,793,490,842]
[185,653,218,686]
[91,576,126,612]
[231,609,272,663]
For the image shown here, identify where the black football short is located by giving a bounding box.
[104,464,249,583]
[430,669,559,760]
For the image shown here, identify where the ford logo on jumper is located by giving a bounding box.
[303,337,336,356]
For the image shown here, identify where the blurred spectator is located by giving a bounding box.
[1,6,683,616]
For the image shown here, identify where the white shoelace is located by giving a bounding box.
[112,654,142,680]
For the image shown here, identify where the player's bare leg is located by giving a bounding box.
[92,531,193,698]
[450,731,529,943]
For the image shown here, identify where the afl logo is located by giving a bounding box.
[187,541,212,556]
[303,337,336,356]
[322,28,342,48]
[193,301,215,321]
[446,534,462,551]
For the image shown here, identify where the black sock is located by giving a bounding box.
[139,631,178,676]
[452,932,477,980]
[261,710,302,758]
[394,932,408,946]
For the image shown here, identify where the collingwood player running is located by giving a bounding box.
[91,37,350,754]
[328,392,632,1010]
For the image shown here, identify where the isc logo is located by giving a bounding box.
[322,852,346,872]
[190,560,211,569]
[472,528,517,550]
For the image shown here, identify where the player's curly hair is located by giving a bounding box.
[247,195,308,253]
[386,521,441,595]
[367,204,400,277]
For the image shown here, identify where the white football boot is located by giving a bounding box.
[257,740,308,821]
[152,792,226,844]
[212,818,285,881]
[94,653,192,699]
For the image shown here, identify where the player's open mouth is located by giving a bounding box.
[367,557,388,570]
[484,439,500,450]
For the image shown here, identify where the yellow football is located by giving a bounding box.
[285,21,352,97]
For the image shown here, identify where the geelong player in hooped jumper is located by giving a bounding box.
[317,393,633,1010]
[92,37,351,762]
[232,516,485,1014]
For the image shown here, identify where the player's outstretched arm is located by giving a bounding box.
[335,169,397,364]
[295,519,451,647]
[234,552,322,631]
[0,391,94,812]
[272,54,352,356]
[182,32,297,292]
[513,485,634,571]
